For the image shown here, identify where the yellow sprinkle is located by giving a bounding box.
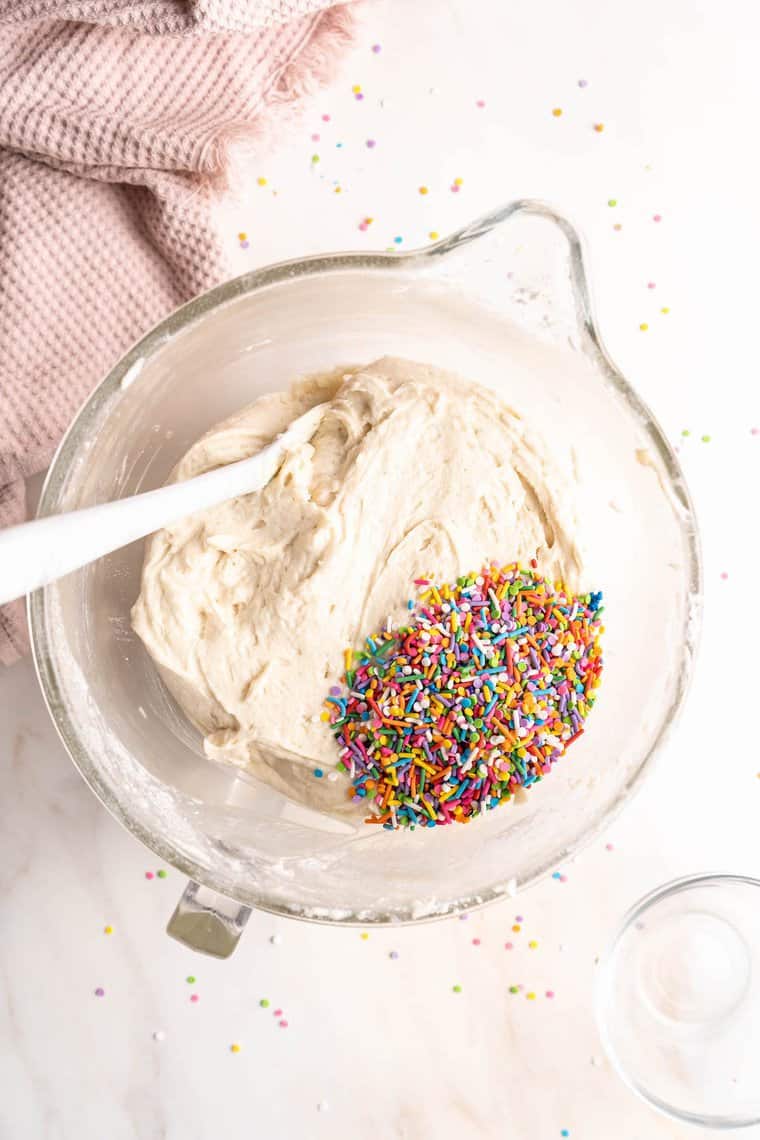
[640,322,649,331]
[453,177,463,186]
[661,306,670,314]
[360,932,369,940]
[365,216,374,224]
[320,710,330,722]
[352,84,362,93]
[429,230,439,240]
[529,940,538,949]
[104,925,113,935]
[552,108,563,117]
[334,186,342,194]
[257,177,267,186]
[419,186,429,195]
[230,1043,241,1054]
[527,991,536,1000]
[344,648,353,674]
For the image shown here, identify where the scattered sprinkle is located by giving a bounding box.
[352,84,361,93]
[607,199,617,207]
[274,1009,283,1017]
[389,950,399,960]
[720,572,728,580]
[237,232,247,242]
[552,107,563,117]
[429,230,439,240]
[418,185,429,195]
[260,999,270,1008]
[512,924,521,933]
[94,987,105,997]
[613,223,622,231]
[366,139,376,148]
[153,1030,166,1042]
[190,994,199,1003]
[393,235,403,244]
[561,1131,570,1138]
[311,133,320,142]
[661,306,670,314]
[270,934,282,945]
[593,123,604,133]
[529,940,538,950]
[546,990,555,999]
[371,43,381,53]
[452,984,462,993]
[145,871,154,880]
[103,925,113,935]
[311,154,320,165]
[230,1043,241,1054]
[318,1101,330,1112]
[257,176,267,186]
[157,869,167,879]
[186,976,196,984]
[647,282,656,289]
[605,842,614,850]
[313,768,324,778]
[279,1020,289,1028]
[526,991,536,1001]
[552,871,561,880]
[578,79,588,88]
[476,99,486,108]
[560,874,568,883]
[325,564,604,829]
[472,938,481,946]
[504,942,513,950]
[640,323,649,331]
[516,915,523,922]
[752,428,759,436]
[701,434,711,443]
[321,114,330,122]
[509,985,519,994]
[653,214,662,223]
[360,932,369,941]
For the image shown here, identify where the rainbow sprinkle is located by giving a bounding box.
[325,563,604,829]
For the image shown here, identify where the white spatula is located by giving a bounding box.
[0,403,325,607]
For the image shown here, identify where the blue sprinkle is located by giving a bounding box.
[561,1132,570,1138]
[393,236,403,244]
[552,871,561,880]
[407,599,414,609]
[313,768,324,779]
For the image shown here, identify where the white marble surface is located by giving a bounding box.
[3,1,760,1136]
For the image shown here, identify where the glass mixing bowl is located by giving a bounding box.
[29,201,701,955]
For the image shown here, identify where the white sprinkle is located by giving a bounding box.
[270,934,282,945]
[327,771,338,783]
[317,1101,330,1112]
[153,1030,166,1042]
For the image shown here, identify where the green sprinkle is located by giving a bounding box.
[157,869,167,879]
[452,984,462,993]
[186,975,196,984]
[701,434,711,443]
[607,198,617,207]
[509,985,520,994]
[681,429,690,437]
[259,998,270,1008]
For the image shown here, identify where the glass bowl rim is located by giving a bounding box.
[28,198,704,925]
[595,872,760,1129]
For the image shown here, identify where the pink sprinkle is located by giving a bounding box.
[358,222,368,231]
[504,942,514,950]
[476,99,486,108]
[720,572,728,580]
[190,994,199,1003]
[311,133,320,142]
[366,139,376,148]
[653,214,662,222]
[647,282,656,289]
[450,184,460,193]
[145,871,154,880]
[274,1008,283,1017]
[322,114,331,122]
[279,1020,289,1028]
[472,938,481,946]
[94,987,105,997]
[605,843,614,851]
[751,427,759,435]
[546,990,555,999]
[559,874,568,883]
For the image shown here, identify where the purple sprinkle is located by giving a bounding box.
[578,79,588,88]
[389,950,399,959]
[366,139,376,148]
[95,987,105,997]
[329,686,341,696]
[372,43,382,53]
[355,92,364,101]
[240,241,249,250]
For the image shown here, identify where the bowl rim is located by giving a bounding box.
[28,199,704,925]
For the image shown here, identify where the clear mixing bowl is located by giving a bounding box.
[29,201,701,955]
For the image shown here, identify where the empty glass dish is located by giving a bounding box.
[29,200,701,953]
[596,874,760,1128]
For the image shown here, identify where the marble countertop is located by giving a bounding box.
[3,1,760,1136]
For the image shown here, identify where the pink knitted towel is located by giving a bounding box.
[0,0,358,665]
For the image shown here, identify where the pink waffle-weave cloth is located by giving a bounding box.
[0,0,359,664]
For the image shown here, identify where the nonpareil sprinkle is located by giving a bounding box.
[325,563,604,829]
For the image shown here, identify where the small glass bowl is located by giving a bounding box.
[596,874,760,1129]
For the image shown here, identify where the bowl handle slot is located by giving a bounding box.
[166,880,251,958]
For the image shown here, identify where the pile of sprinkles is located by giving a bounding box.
[324,562,604,829]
